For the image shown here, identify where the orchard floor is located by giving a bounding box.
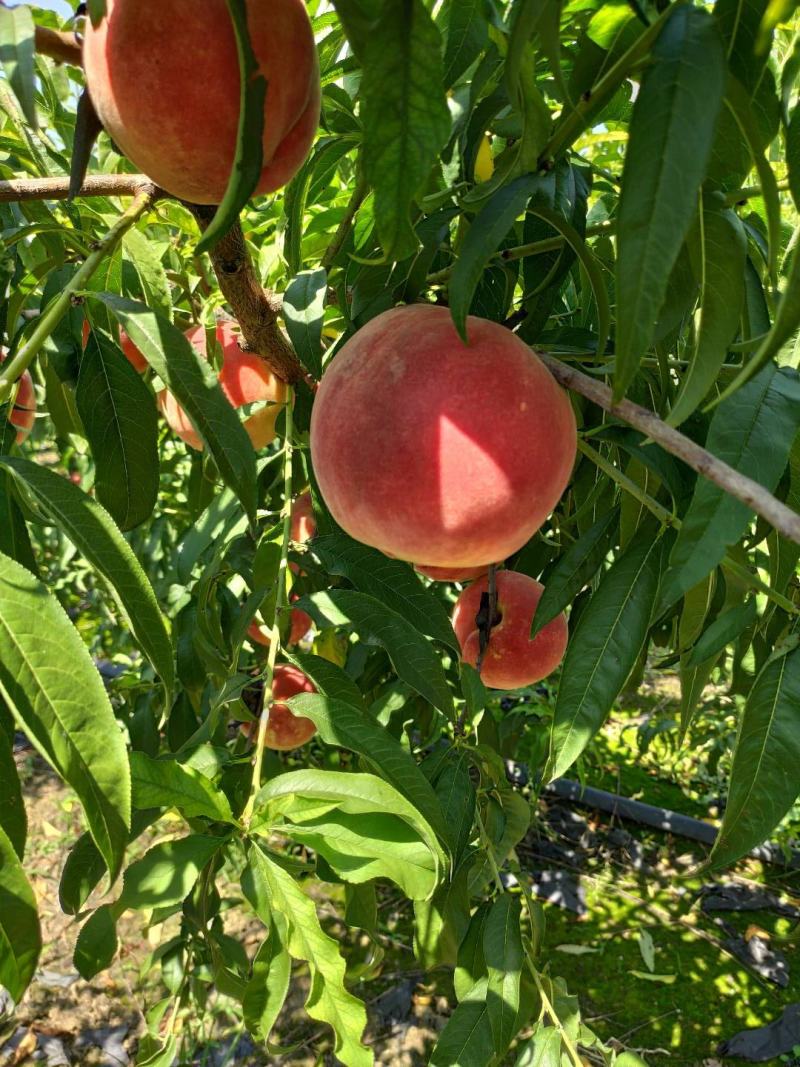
[4,689,799,1067]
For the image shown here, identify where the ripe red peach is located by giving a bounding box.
[9,370,36,444]
[310,305,576,568]
[247,604,313,648]
[240,663,317,750]
[452,570,568,690]
[415,563,492,582]
[292,491,316,544]
[83,0,320,205]
[159,322,287,451]
[82,320,148,373]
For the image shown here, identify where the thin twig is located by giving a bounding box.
[0,174,156,202]
[543,353,800,546]
[34,25,83,67]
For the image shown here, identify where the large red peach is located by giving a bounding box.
[9,370,36,444]
[452,570,568,690]
[83,0,320,205]
[291,491,316,544]
[240,663,317,750]
[159,322,287,451]
[82,319,148,373]
[310,305,576,568]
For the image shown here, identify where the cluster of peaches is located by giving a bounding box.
[10,1,577,751]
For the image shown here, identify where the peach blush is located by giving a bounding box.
[452,570,568,690]
[239,663,317,750]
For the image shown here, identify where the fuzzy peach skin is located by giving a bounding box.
[291,491,316,544]
[10,370,36,444]
[158,321,287,450]
[83,0,321,205]
[247,604,313,648]
[310,305,577,568]
[452,570,568,690]
[83,320,148,373]
[239,663,317,750]
[415,563,492,582]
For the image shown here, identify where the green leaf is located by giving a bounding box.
[283,268,327,379]
[117,835,221,911]
[685,598,758,668]
[311,534,458,651]
[286,693,450,847]
[330,0,381,59]
[450,175,537,338]
[614,5,725,399]
[0,824,40,1003]
[514,1026,562,1067]
[0,722,25,859]
[0,457,174,692]
[668,201,748,426]
[455,902,490,1000]
[89,294,258,525]
[0,551,131,882]
[244,844,372,1067]
[484,894,524,1054]
[429,978,496,1067]
[788,100,800,212]
[0,469,37,577]
[707,645,800,869]
[194,0,267,254]
[255,769,444,897]
[361,0,451,259]
[86,0,107,26]
[285,650,367,709]
[660,366,800,609]
[74,904,118,981]
[243,918,292,1042]
[130,752,235,824]
[297,589,454,715]
[414,849,474,969]
[442,0,488,89]
[0,4,37,129]
[77,330,159,530]
[546,526,664,780]
[531,508,619,638]
[122,229,173,322]
[434,750,476,863]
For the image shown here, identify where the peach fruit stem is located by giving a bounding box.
[241,388,295,830]
[0,185,157,405]
[577,438,800,616]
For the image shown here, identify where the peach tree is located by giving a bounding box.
[0,0,799,1063]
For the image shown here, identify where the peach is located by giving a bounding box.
[9,370,36,444]
[82,319,148,373]
[247,605,313,648]
[291,491,316,544]
[83,0,320,205]
[415,563,492,582]
[452,570,568,690]
[159,321,287,451]
[240,663,317,750]
[310,305,576,568]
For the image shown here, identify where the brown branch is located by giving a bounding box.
[188,205,304,384]
[539,351,800,547]
[0,175,155,202]
[34,25,83,67]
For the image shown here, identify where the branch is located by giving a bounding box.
[540,352,800,547]
[34,25,83,67]
[188,205,305,384]
[0,174,155,202]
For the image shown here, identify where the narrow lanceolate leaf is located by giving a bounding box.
[614,5,725,399]
[195,0,267,255]
[286,650,367,709]
[361,0,452,259]
[708,646,800,870]
[546,526,663,781]
[442,0,488,89]
[685,598,758,668]
[434,751,476,862]
[287,693,450,847]
[282,268,327,380]
[0,458,174,691]
[87,0,107,26]
[78,331,159,530]
[242,919,292,1042]
[0,4,37,129]
[74,904,118,981]
[451,175,537,339]
[484,894,524,1054]
[298,589,454,715]
[130,752,235,824]
[787,101,800,212]
[311,534,458,650]
[0,552,131,882]
[668,201,747,426]
[429,978,496,1067]
[118,835,221,912]
[245,844,372,1067]
[660,366,800,610]
[0,717,25,858]
[90,294,258,525]
[0,825,41,1003]
[531,508,619,638]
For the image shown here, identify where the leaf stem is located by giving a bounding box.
[0,185,157,404]
[241,390,295,829]
[475,806,505,895]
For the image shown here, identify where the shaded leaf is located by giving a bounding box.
[74,904,117,980]
[0,824,40,1003]
[130,752,235,823]
[118,835,221,911]
[283,268,327,379]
